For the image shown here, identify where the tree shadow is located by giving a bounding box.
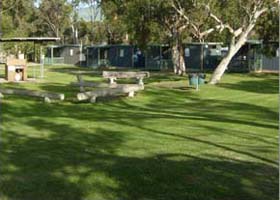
[0,127,278,200]
[0,122,125,200]
[218,77,278,94]
[0,74,278,199]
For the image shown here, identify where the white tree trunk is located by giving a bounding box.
[209,31,251,84]
[171,43,186,75]
[209,10,265,85]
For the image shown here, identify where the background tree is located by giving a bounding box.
[100,0,128,44]
[173,0,278,84]
[34,0,73,43]
[100,0,191,75]
[1,0,37,56]
[256,8,279,42]
[255,8,279,57]
[79,0,106,44]
[147,0,188,75]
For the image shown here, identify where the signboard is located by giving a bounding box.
[8,66,15,71]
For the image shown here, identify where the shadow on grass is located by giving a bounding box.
[0,73,278,200]
[218,76,278,94]
[0,127,277,200]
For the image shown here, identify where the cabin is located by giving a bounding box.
[86,44,173,70]
[45,44,85,66]
[227,40,263,72]
[43,41,276,73]
[183,42,223,72]
[145,45,173,71]
[86,44,134,68]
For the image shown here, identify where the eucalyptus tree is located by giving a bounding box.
[150,0,191,75]
[256,7,279,42]
[34,0,73,43]
[1,0,37,55]
[100,0,192,75]
[2,0,36,37]
[77,0,105,44]
[100,0,129,44]
[172,0,278,84]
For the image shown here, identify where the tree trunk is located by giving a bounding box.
[171,43,186,75]
[209,12,263,85]
[0,88,65,101]
[209,34,248,84]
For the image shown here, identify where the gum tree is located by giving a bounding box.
[35,0,73,42]
[172,0,278,84]
[101,0,190,75]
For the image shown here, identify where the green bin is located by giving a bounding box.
[188,74,198,86]
[198,73,206,85]
[188,73,206,86]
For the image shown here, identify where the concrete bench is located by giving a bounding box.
[77,84,144,103]
[71,74,112,92]
[102,71,150,85]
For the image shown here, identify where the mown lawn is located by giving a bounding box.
[0,65,278,200]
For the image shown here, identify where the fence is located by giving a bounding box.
[262,56,279,72]
[44,57,65,65]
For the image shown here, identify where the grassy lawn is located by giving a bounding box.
[0,65,278,200]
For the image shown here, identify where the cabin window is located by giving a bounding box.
[185,48,190,57]
[210,49,221,56]
[70,49,73,56]
[120,49,124,57]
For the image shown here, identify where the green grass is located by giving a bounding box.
[0,65,278,200]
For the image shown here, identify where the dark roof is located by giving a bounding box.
[49,44,82,48]
[86,44,132,49]
[0,37,60,42]
[246,40,262,44]
[86,44,171,49]
[186,42,223,45]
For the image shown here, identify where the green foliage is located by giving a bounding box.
[99,0,128,44]
[2,0,36,37]
[78,20,108,44]
[0,0,277,52]
[1,0,37,55]
[256,9,279,42]
[34,0,73,40]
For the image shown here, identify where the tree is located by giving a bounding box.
[34,0,73,43]
[78,0,106,44]
[1,0,37,56]
[101,0,190,75]
[100,0,129,44]
[153,0,190,75]
[172,0,278,84]
[256,8,279,57]
[2,0,36,37]
[256,8,279,42]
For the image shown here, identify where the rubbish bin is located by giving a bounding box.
[188,73,198,86]
[198,73,206,85]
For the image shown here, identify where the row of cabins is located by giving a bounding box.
[45,41,279,72]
